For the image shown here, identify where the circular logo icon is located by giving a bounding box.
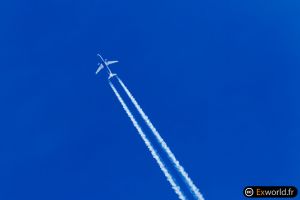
[244,187,254,197]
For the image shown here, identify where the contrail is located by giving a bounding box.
[117,77,205,200]
[108,81,187,200]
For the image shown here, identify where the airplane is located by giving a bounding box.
[96,53,118,79]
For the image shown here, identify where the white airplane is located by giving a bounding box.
[96,53,118,79]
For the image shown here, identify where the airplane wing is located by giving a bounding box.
[106,60,119,66]
[95,64,104,74]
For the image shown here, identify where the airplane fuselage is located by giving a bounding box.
[98,54,115,78]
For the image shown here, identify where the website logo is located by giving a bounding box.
[243,186,297,198]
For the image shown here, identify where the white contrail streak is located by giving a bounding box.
[117,77,205,200]
[109,81,187,200]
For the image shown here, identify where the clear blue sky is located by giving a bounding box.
[1,0,299,199]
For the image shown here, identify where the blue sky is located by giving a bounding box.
[1,0,299,199]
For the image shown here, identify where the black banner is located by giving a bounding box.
[244,186,297,198]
